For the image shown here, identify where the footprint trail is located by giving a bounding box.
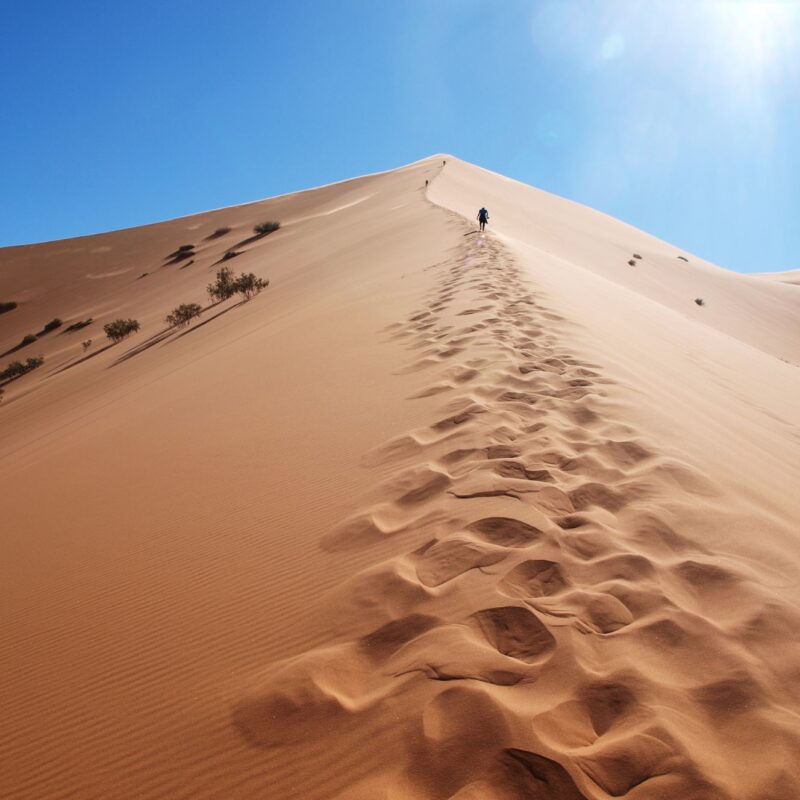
[232,217,800,800]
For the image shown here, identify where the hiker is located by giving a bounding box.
[477,207,489,232]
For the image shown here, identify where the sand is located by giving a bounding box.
[1,155,800,799]
[755,268,800,286]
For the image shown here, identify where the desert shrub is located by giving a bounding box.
[0,361,26,380]
[0,301,17,314]
[104,318,140,343]
[82,339,92,352]
[207,226,231,239]
[633,253,642,260]
[207,267,237,303]
[64,318,93,332]
[253,221,280,236]
[166,303,203,328]
[38,318,63,335]
[0,333,37,356]
[234,273,269,300]
[677,255,689,262]
[0,355,43,382]
[220,249,242,262]
[695,298,705,306]
[165,244,195,264]
[627,259,636,266]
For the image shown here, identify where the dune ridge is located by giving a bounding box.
[231,204,800,799]
[755,268,800,286]
[2,155,800,798]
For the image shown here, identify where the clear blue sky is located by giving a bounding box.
[2,1,798,272]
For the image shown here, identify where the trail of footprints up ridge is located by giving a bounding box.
[233,218,800,800]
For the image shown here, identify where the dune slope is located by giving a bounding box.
[2,155,800,800]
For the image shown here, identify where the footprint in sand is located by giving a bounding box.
[471,606,556,662]
[412,536,507,587]
[467,517,544,548]
[500,559,570,598]
[492,461,554,482]
[395,468,452,506]
[431,406,484,431]
[575,728,706,798]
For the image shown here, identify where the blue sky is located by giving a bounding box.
[1,1,798,272]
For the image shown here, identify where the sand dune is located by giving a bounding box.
[2,155,800,799]
[755,268,800,286]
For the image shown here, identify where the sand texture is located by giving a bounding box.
[2,156,800,799]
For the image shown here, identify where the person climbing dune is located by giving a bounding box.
[477,207,489,232]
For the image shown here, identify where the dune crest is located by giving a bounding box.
[231,216,800,798]
[2,156,800,798]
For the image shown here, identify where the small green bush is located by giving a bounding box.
[207,267,237,303]
[0,301,17,314]
[65,318,93,332]
[234,273,269,300]
[0,355,44,382]
[1,361,26,380]
[166,303,203,328]
[104,318,140,343]
[39,318,63,335]
[253,221,280,236]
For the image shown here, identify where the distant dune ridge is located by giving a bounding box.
[1,156,799,799]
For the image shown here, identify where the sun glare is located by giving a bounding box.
[705,1,797,72]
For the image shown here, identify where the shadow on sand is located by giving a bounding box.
[44,298,249,376]
[110,300,245,367]
[233,228,279,249]
[50,341,117,376]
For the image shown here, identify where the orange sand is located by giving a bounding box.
[2,156,799,799]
